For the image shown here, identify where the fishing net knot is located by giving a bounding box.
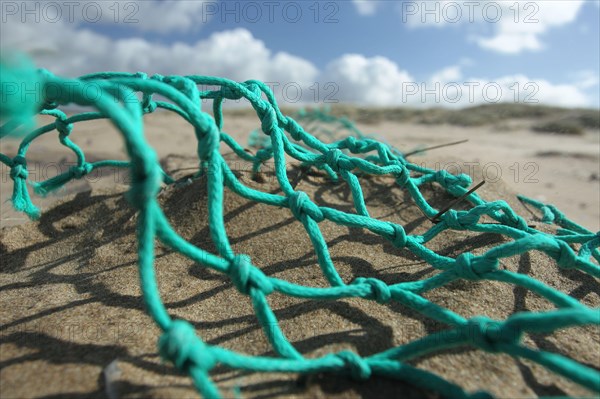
[55,116,73,138]
[288,191,324,222]
[159,320,214,372]
[556,240,580,270]
[344,136,369,153]
[163,75,198,102]
[442,210,479,230]
[257,105,278,136]
[433,170,471,190]
[455,253,498,280]
[394,166,411,188]
[387,223,407,248]
[466,316,521,353]
[506,213,529,231]
[10,156,28,180]
[352,277,391,304]
[228,254,274,295]
[217,86,240,101]
[244,81,263,98]
[141,93,157,113]
[543,204,565,224]
[334,350,372,380]
[69,163,93,179]
[324,148,344,171]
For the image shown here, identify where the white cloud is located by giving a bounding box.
[130,1,212,34]
[0,13,594,108]
[430,65,462,83]
[477,1,585,54]
[1,1,213,34]
[321,58,592,107]
[569,70,600,90]
[352,0,380,16]
[1,14,318,85]
[469,74,590,108]
[475,31,542,54]
[402,1,586,54]
[322,54,414,105]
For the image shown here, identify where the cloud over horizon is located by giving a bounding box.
[1,8,596,108]
[383,1,586,55]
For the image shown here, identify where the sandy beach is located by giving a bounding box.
[1,106,599,398]
[2,109,598,230]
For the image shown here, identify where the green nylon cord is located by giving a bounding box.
[1,66,599,399]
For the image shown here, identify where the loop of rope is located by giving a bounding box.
[344,136,371,153]
[69,163,93,179]
[10,155,28,180]
[288,191,324,222]
[433,170,472,191]
[352,277,392,304]
[260,106,278,136]
[55,116,73,138]
[159,320,215,372]
[387,223,408,248]
[556,240,580,270]
[334,350,372,380]
[163,75,199,104]
[465,317,522,353]
[454,253,499,281]
[545,205,566,224]
[395,165,411,188]
[324,148,345,171]
[442,209,480,230]
[228,254,274,295]
[503,212,529,231]
[142,93,157,113]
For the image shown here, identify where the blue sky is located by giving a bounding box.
[2,0,599,107]
[173,1,600,82]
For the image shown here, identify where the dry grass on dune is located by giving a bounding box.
[225,103,600,132]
